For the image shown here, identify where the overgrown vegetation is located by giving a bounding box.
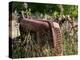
[9,2,78,58]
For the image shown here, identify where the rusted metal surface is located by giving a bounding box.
[19,10,63,56]
[20,18,63,55]
[20,19,49,32]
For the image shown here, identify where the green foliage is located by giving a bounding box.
[10,2,78,58]
[10,2,25,12]
[61,25,78,55]
[63,5,78,18]
[10,2,78,18]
